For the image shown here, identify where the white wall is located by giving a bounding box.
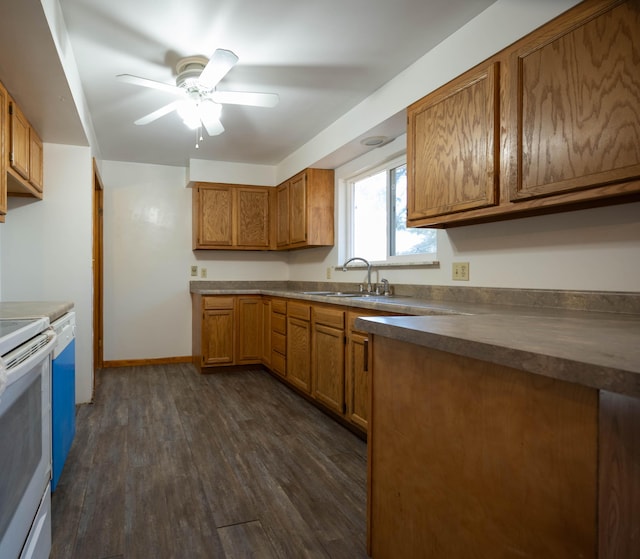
[101,160,289,361]
[288,137,640,292]
[0,143,94,403]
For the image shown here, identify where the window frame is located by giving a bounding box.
[346,154,437,265]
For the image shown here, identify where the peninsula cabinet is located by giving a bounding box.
[276,168,334,249]
[192,183,272,250]
[367,336,640,559]
[345,310,375,431]
[407,0,640,228]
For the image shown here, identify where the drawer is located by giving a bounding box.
[314,306,345,329]
[272,299,287,315]
[271,351,286,376]
[204,296,234,310]
[272,331,286,355]
[272,313,286,334]
[288,301,311,321]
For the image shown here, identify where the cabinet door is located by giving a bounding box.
[312,323,345,414]
[237,296,263,363]
[407,62,499,219]
[288,173,307,244]
[236,187,270,248]
[287,316,311,393]
[9,101,30,180]
[29,128,43,192]
[509,1,640,201]
[202,309,235,365]
[276,182,289,247]
[346,331,369,431]
[197,185,233,246]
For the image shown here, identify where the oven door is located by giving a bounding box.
[0,331,55,559]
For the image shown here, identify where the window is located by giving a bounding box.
[348,156,436,263]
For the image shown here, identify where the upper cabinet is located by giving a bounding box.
[276,168,334,250]
[509,0,640,202]
[0,79,45,219]
[407,62,499,220]
[6,96,44,198]
[407,0,640,228]
[192,183,272,250]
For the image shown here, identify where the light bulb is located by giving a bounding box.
[177,99,200,129]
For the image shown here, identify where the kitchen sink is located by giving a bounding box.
[298,291,405,299]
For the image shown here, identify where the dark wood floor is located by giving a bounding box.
[51,364,368,559]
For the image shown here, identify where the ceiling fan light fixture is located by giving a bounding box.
[199,99,222,121]
[177,99,201,129]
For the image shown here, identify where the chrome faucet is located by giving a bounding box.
[342,257,373,292]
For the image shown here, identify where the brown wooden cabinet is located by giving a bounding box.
[275,168,335,249]
[192,294,263,369]
[407,0,640,228]
[236,296,263,364]
[407,61,499,220]
[311,306,345,415]
[270,298,287,377]
[201,296,235,366]
[368,336,599,558]
[508,0,640,203]
[5,96,44,199]
[286,301,312,393]
[345,310,375,431]
[261,297,272,365]
[192,183,272,250]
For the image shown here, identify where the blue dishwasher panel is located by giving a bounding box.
[51,338,76,491]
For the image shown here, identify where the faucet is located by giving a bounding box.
[342,257,373,292]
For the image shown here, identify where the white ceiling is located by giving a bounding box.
[0,0,497,168]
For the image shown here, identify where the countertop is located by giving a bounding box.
[191,281,640,398]
[0,301,74,324]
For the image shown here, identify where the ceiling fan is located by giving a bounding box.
[117,49,279,137]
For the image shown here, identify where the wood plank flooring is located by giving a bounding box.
[51,364,368,559]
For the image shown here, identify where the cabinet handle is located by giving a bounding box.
[364,338,369,372]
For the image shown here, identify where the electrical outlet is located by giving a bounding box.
[452,262,470,281]
[200,268,207,278]
[190,265,198,277]
[326,267,332,280]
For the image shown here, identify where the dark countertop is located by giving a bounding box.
[190,281,640,398]
[0,301,74,324]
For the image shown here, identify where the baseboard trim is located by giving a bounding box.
[102,356,193,368]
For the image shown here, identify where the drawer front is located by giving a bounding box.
[272,299,287,314]
[272,313,286,334]
[314,306,345,329]
[288,301,311,321]
[272,331,286,355]
[204,296,235,310]
[271,351,286,376]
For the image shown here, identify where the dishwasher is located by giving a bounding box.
[51,311,76,492]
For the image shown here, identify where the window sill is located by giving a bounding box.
[336,260,440,270]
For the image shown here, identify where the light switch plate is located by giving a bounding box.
[452,262,470,281]
[190,265,198,277]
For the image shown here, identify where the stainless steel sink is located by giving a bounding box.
[298,291,405,299]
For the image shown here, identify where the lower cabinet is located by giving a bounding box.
[311,306,345,414]
[286,301,312,393]
[192,293,394,434]
[192,294,262,369]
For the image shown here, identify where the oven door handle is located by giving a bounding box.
[2,332,56,384]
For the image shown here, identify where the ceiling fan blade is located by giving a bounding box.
[134,101,181,125]
[210,91,279,108]
[198,49,239,88]
[201,115,225,137]
[117,74,182,96]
